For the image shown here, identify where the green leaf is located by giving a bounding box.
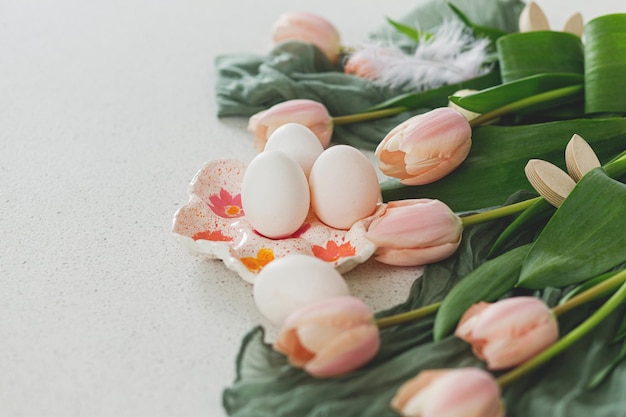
[518,169,626,289]
[587,338,626,389]
[488,198,555,257]
[497,31,584,83]
[433,243,531,340]
[367,70,501,112]
[448,73,584,113]
[613,315,626,343]
[584,14,626,114]
[559,269,626,306]
[381,118,626,212]
[447,2,507,42]
[385,17,432,42]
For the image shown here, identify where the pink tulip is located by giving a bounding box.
[344,49,382,80]
[272,11,341,64]
[375,107,472,185]
[273,296,380,378]
[247,99,333,151]
[365,199,463,266]
[391,368,504,417]
[455,297,559,370]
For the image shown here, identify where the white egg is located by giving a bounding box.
[253,254,350,326]
[264,123,324,177]
[241,151,310,239]
[309,145,381,230]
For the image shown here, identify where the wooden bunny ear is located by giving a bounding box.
[519,1,550,32]
[525,159,576,207]
[565,134,601,182]
[562,12,584,37]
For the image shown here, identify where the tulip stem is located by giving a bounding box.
[459,197,541,227]
[551,269,626,317]
[332,106,408,125]
[375,302,441,328]
[468,84,584,128]
[496,269,626,388]
[603,151,626,178]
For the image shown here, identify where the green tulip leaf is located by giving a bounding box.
[587,339,626,389]
[518,169,626,289]
[613,315,626,343]
[584,14,626,115]
[433,243,531,341]
[496,31,584,83]
[447,3,507,43]
[385,18,432,42]
[559,270,624,306]
[448,73,584,114]
[366,70,501,112]
[381,118,626,212]
[488,198,555,257]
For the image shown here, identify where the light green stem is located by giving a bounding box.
[603,151,626,178]
[497,269,626,388]
[332,107,408,125]
[460,197,541,227]
[552,270,626,317]
[468,84,584,128]
[375,302,441,328]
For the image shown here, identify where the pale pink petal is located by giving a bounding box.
[365,199,462,248]
[304,324,380,377]
[455,301,492,342]
[471,297,553,340]
[390,369,449,413]
[422,368,503,417]
[482,314,558,370]
[373,242,460,266]
[297,323,347,353]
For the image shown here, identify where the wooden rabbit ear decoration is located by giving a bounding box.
[562,13,584,37]
[525,135,601,207]
[519,2,550,32]
[519,2,584,37]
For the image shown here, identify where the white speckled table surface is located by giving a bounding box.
[1,1,622,416]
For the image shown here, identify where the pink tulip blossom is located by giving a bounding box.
[272,11,341,64]
[375,107,472,185]
[365,199,463,266]
[247,99,333,151]
[273,295,380,378]
[455,297,559,370]
[391,368,504,417]
[343,47,390,80]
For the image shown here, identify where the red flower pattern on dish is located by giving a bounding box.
[207,188,244,218]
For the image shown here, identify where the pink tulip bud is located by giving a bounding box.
[375,107,472,185]
[273,296,380,378]
[247,99,333,151]
[455,297,559,370]
[272,11,341,64]
[344,49,382,80]
[391,368,504,417]
[365,199,463,266]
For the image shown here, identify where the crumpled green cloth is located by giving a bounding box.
[214,0,525,148]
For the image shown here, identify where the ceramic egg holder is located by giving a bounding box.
[172,124,384,283]
[525,134,601,207]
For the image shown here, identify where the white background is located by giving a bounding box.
[1,1,623,416]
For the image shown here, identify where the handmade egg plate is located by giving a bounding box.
[172,158,383,283]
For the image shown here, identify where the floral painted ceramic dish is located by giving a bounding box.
[172,159,382,283]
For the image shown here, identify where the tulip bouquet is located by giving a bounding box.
[207,0,626,416]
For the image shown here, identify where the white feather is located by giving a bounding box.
[347,20,492,91]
